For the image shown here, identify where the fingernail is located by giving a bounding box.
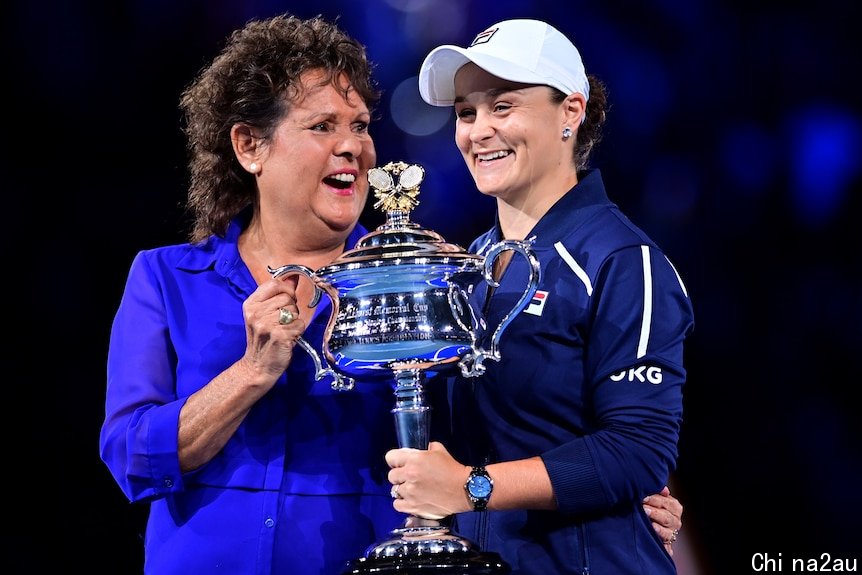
[643,507,652,516]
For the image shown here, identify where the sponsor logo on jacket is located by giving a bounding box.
[610,365,663,384]
[524,290,548,316]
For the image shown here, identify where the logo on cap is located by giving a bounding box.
[469,27,498,47]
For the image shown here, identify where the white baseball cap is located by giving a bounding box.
[418,19,589,107]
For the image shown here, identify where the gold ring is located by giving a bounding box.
[390,484,400,499]
[278,308,295,326]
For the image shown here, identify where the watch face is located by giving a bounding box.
[468,475,493,498]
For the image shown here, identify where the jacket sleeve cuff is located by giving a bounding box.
[541,439,607,514]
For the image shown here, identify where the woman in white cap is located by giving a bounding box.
[385,19,694,574]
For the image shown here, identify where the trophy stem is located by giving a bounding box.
[391,368,443,529]
[338,368,510,574]
[392,368,430,450]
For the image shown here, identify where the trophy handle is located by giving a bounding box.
[267,264,355,391]
[459,238,541,377]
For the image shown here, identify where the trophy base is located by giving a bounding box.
[341,525,510,575]
[342,553,509,575]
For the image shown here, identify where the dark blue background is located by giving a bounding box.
[15,0,860,572]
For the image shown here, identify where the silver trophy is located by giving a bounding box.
[269,161,539,574]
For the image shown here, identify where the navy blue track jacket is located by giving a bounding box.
[448,169,695,574]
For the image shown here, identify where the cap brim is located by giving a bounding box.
[418,45,471,106]
[419,45,552,107]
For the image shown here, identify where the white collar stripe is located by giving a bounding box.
[637,245,653,359]
[555,242,593,296]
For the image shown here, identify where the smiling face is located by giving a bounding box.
[257,69,375,236]
[453,63,583,206]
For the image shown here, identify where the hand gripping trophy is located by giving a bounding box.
[269,161,540,574]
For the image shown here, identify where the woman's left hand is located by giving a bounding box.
[385,441,470,520]
[643,485,683,556]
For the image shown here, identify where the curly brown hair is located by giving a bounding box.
[179,13,381,243]
[550,74,608,174]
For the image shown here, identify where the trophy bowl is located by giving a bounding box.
[269,162,539,574]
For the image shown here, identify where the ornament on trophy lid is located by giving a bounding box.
[369,161,425,213]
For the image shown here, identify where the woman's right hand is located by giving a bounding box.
[241,275,306,383]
